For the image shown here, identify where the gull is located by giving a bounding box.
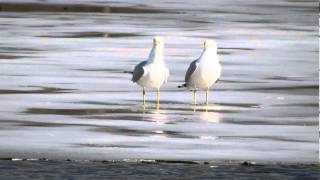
[179,40,221,105]
[132,37,170,108]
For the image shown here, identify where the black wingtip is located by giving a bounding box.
[124,71,133,74]
[177,84,187,88]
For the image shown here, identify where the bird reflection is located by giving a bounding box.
[150,109,169,125]
[199,111,221,123]
[143,109,168,139]
[192,104,223,123]
[141,108,169,125]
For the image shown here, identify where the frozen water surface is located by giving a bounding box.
[0,0,318,163]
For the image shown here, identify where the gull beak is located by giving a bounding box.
[204,41,208,49]
[155,40,161,46]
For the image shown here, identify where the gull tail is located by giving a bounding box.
[178,83,187,88]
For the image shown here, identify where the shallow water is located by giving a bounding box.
[0,0,318,163]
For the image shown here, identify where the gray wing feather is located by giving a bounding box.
[132,61,148,82]
[185,60,198,83]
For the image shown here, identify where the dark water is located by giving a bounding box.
[0,0,318,165]
[0,160,319,180]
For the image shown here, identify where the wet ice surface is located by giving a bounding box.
[0,0,318,163]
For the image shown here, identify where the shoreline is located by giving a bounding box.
[0,157,318,166]
[0,159,318,179]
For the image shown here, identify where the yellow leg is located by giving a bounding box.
[193,89,197,105]
[156,88,160,109]
[205,88,209,105]
[143,87,147,109]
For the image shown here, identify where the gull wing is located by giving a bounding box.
[185,60,198,83]
[132,61,148,82]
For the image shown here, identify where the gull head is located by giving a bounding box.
[153,37,164,47]
[204,40,217,50]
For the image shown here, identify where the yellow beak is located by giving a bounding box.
[204,42,208,48]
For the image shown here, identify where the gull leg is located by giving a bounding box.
[156,88,160,109]
[193,89,197,105]
[205,88,209,105]
[143,87,147,108]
